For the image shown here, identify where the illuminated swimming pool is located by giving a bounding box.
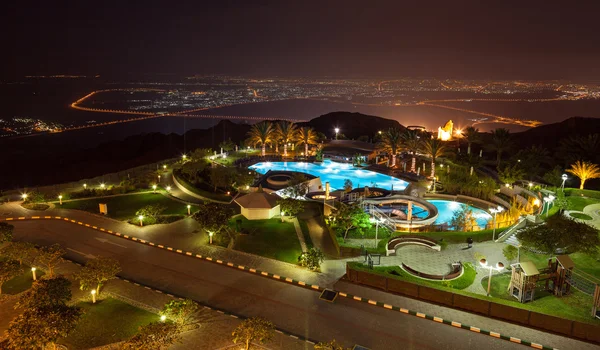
[249,160,409,191]
[428,200,492,227]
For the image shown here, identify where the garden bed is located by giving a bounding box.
[231,218,303,264]
[21,203,49,211]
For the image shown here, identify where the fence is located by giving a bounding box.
[346,263,600,344]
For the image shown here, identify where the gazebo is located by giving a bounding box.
[235,192,281,220]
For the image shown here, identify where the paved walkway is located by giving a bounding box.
[566,203,600,230]
[288,217,308,252]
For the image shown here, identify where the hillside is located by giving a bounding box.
[512,117,600,150]
[302,111,405,139]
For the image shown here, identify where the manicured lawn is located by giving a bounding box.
[60,297,157,349]
[570,212,593,220]
[348,262,477,290]
[482,274,597,324]
[60,193,197,220]
[298,219,313,249]
[2,265,45,295]
[567,196,599,211]
[232,218,303,264]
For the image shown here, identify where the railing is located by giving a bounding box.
[495,216,527,242]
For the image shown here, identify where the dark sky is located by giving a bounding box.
[4,1,600,80]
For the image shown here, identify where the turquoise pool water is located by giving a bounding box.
[428,200,492,227]
[249,160,409,191]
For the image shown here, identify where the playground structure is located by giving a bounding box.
[508,261,540,303]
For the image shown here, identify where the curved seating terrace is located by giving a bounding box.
[402,262,463,281]
[386,235,441,256]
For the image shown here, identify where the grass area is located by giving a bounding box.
[60,193,197,220]
[338,237,388,254]
[298,219,313,249]
[2,265,45,295]
[566,196,599,211]
[60,297,157,349]
[346,225,392,240]
[570,212,593,220]
[482,274,597,324]
[174,171,232,202]
[565,188,600,199]
[231,217,303,264]
[349,262,477,290]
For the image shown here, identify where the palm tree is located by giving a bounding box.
[401,129,420,172]
[296,127,318,156]
[463,126,480,155]
[247,121,274,156]
[275,121,298,157]
[490,128,512,166]
[566,160,600,189]
[379,128,402,167]
[420,137,448,178]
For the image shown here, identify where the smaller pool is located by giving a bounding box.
[428,200,492,228]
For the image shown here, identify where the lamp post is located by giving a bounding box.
[489,206,504,241]
[480,259,504,297]
[246,146,250,156]
[163,164,167,170]
[160,315,166,322]
[370,217,383,249]
[544,195,555,217]
[166,186,171,192]
[182,154,187,161]
[83,183,87,190]
[91,289,96,304]
[209,231,213,244]
[100,183,105,190]
[31,267,37,281]
[187,205,191,216]
[561,174,568,192]
[152,184,157,193]
[58,195,63,205]
[138,215,144,227]
[21,193,28,201]
[281,211,285,223]
[334,127,340,140]
[158,175,161,182]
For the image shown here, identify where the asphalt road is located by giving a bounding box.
[10,220,596,350]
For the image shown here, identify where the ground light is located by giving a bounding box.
[138,215,144,227]
[58,195,63,205]
[158,174,161,182]
[480,259,504,297]
[187,205,191,215]
[209,232,213,244]
[100,183,106,190]
[31,267,37,281]
[281,211,286,222]
[166,186,171,192]
[152,184,157,193]
[83,183,87,189]
[163,164,167,170]
[160,315,166,322]
[91,289,97,304]
[489,206,504,241]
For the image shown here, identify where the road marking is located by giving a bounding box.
[510,337,521,344]
[94,237,127,248]
[66,248,95,259]
[32,216,40,219]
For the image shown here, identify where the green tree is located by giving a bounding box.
[1,241,37,266]
[502,245,519,265]
[17,277,72,310]
[0,260,22,295]
[210,166,236,191]
[343,179,353,192]
[298,248,325,271]
[566,160,600,190]
[420,137,448,178]
[0,222,14,244]
[543,165,564,188]
[513,145,550,179]
[296,127,319,156]
[315,339,350,350]
[34,244,65,278]
[450,205,479,231]
[489,128,512,167]
[517,215,600,255]
[74,257,121,296]
[5,305,81,350]
[378,128,402,167]
[192,202,234,234]
[497,164,526,186]
[247,121,275,156]
[328,202,372,240]
[123,321,182,350]
[219,139,235,152]
[275,121,298,156]
[22,191,45,204]
[160,299,199,326]
[180,159,208,182]
[463,126,480,155]
[401,129,421,172]
[136,204,166,221]
[232,317,275,350]
[277,198,305,219]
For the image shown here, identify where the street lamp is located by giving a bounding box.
[31,267,37,281]
[163,164,167,170]
[91,289,97,304]
[83,183,87,189]
[489,206,504,241]
[543,195,555,217]
[138,215,144,227]
[187,204,191,216]
[480,259,504,297]
[246,146,250,156]
[158,175,161,182]
[561,174,568,192]
[21,193,28,200]
[100,183,106,190]
[334,127,340,140]
[58,195,63,205]
[370,217,383,249]
[152,184,157,193]
[528,182,533,188]
[182,154,187,161]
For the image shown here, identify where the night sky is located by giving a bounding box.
[4,1,600,80]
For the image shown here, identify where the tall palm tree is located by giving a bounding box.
[420,137,448,178]
[463,126,480,155]
[247,121,274,156]
[296,127,318,156]
[401,129,420,172]
[275,121,298,157]
[379,128,402,167]
[490,128,512,167]
[566,160,600,190]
